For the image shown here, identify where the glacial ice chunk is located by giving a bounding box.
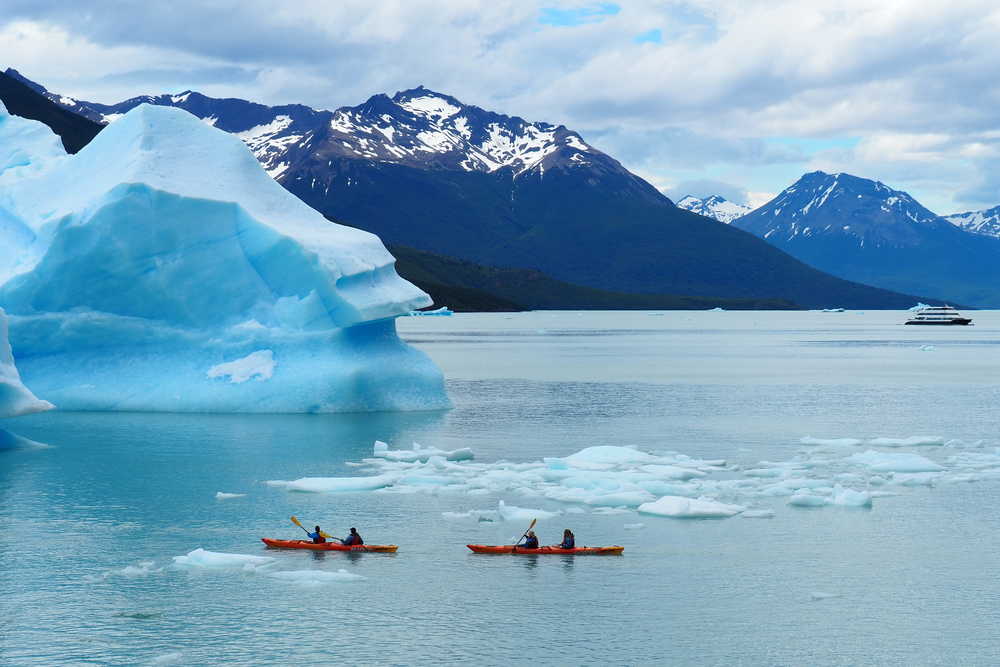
[831,485,873,507]
[848,450,944,473]
[867,436,944,447]
[788,492,829,507]
[0,104,446,413]
[215,492,246,500]
[563,446,657,467]
[266,474,399,493]
[171,548,274,571]
[498,500,560,521]
[637,495,745,518]
[372,440,474,463]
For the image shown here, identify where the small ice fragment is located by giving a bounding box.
[171,548,274,571]
[266,474,398,493]
[867,436,944,447]
[215,492,246,500]
[849,450,944,473]
[497,500,560,521]
[831,485,872,507]
[118,561,160,578]
[810,591,841,601]
[623,523,645,530]
[150,653,185,666]
[788,493,828,507]
[563,446,656,467]
[800,437,863,447]
[638,496,745,519]
[741,509,775,519]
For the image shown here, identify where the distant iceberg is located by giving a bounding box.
[0,104,447,413]
[407,306,453,316]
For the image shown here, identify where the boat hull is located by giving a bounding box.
[261,538,397,552]
[904,319,972,325]
[467,544,623,555]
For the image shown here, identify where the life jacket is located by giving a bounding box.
[521,536,539,549]
[560,536,575,549]
[309,532,326,544]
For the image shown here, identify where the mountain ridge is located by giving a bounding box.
[8,69,944,309]
[734,171,1000,306]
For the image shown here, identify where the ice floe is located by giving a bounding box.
[172,548,275,571]
[848,450,944,473]
[215,492,246,500]
[373,440,473,463]
[263,435,1000,520]
[638,496,745,519]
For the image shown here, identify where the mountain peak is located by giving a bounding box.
[676,194,751,224]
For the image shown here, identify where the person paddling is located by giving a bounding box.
[517,530,539,549]
[340,527,364,546]
[556,529,575,550]
[307,525,326,545]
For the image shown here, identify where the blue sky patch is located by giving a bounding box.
[539,3,620,27]
[634,29,663,44]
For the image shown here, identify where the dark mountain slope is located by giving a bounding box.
[12,71,940,308]
[0,70,102,153]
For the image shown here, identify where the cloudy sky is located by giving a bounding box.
[2,0,999,214]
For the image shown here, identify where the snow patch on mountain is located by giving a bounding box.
[676,195,752,224]
[943,206,1000,239]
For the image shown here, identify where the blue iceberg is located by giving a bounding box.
[0,103,447,413]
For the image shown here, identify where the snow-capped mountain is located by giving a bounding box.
[6,68,608,183]
[12,69,937,308]
[676,195,752,224]
[734,171,1000,306]
[942,206,1000,239]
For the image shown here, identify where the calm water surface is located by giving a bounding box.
[3,310,1000,666]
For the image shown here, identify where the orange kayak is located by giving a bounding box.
[261,538,398,553]
[467,544,623,555]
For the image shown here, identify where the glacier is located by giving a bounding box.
[0,103,447,413]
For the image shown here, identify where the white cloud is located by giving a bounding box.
[2,1,999,210]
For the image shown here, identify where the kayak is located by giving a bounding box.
[261,538,398,553]
[467,544,623,555]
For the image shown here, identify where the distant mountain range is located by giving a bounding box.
[3,68,940,309]
[732,171,1000,306]
[942,206,1000,240]
[676,195,752,224]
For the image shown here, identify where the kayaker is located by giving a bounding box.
[307,525,326,545]
[341,527,364,546]
[557,529,575,549]
[517,530,539,549]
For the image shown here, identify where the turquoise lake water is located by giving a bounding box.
[3,310,1000,666]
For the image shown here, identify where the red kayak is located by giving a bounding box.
[261,538,397,553]
[467,544,623,555]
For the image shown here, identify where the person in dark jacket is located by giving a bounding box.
[341,527,364,546]
[557,529,575,549]
[307,526,326,544]
[517,530,539,549]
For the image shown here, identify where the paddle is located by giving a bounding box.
[512,518,536,551]
[290,516,338,541]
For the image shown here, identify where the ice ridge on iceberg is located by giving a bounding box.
[0,306,52,419]
[0,104,447,413]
